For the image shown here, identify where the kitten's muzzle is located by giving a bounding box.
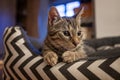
[73,41,79,46]
[72,38,80,47]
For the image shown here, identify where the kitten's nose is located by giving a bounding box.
[72,38,79,46]
[73,41,79,46]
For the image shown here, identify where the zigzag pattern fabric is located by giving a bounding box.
[3,27,120,80]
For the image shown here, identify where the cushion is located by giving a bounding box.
[84,36,120,49]
[83,37,120,60]
[3,26,120,80]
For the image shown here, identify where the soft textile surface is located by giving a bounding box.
[3,26,120,80]
[83,37,120,60]
[84,36,120,49]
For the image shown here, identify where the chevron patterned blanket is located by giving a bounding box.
[3,26,120,80]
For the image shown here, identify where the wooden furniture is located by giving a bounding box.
[16,0,40,38]
[0,60,3,70]
[0,60,3,79]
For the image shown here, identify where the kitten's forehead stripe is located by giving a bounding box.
[63,17,80,34]
[49,16,82,37]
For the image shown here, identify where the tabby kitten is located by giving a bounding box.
[42,6,87,66]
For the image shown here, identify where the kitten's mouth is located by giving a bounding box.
[64,42,80,51]
[69,44,81,51]
[64,45,76,51]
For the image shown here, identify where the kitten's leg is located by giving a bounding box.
[43,51,58,66]
[62,51,87,63]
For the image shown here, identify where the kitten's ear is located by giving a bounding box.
[75,7,84,24]
[48,6,60,26]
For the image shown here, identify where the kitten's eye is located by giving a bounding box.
[77,31,81,36]
[63,31,70,36]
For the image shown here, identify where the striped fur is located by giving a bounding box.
[42,6,87,66]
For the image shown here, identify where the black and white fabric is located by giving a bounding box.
[3,26,120,80]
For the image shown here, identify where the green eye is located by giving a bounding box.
[63,31,70,36]
[77,31,81,36]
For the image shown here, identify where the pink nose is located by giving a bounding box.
[73,41,79,46]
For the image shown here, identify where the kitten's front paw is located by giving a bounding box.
[62,51,76,63]
[44,52,58,66]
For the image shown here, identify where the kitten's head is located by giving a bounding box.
[46,6,84,53]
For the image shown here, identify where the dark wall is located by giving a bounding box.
[0,0,16,58]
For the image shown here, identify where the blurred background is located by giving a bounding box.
[0,0,95,59]
[0,0,120,59]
